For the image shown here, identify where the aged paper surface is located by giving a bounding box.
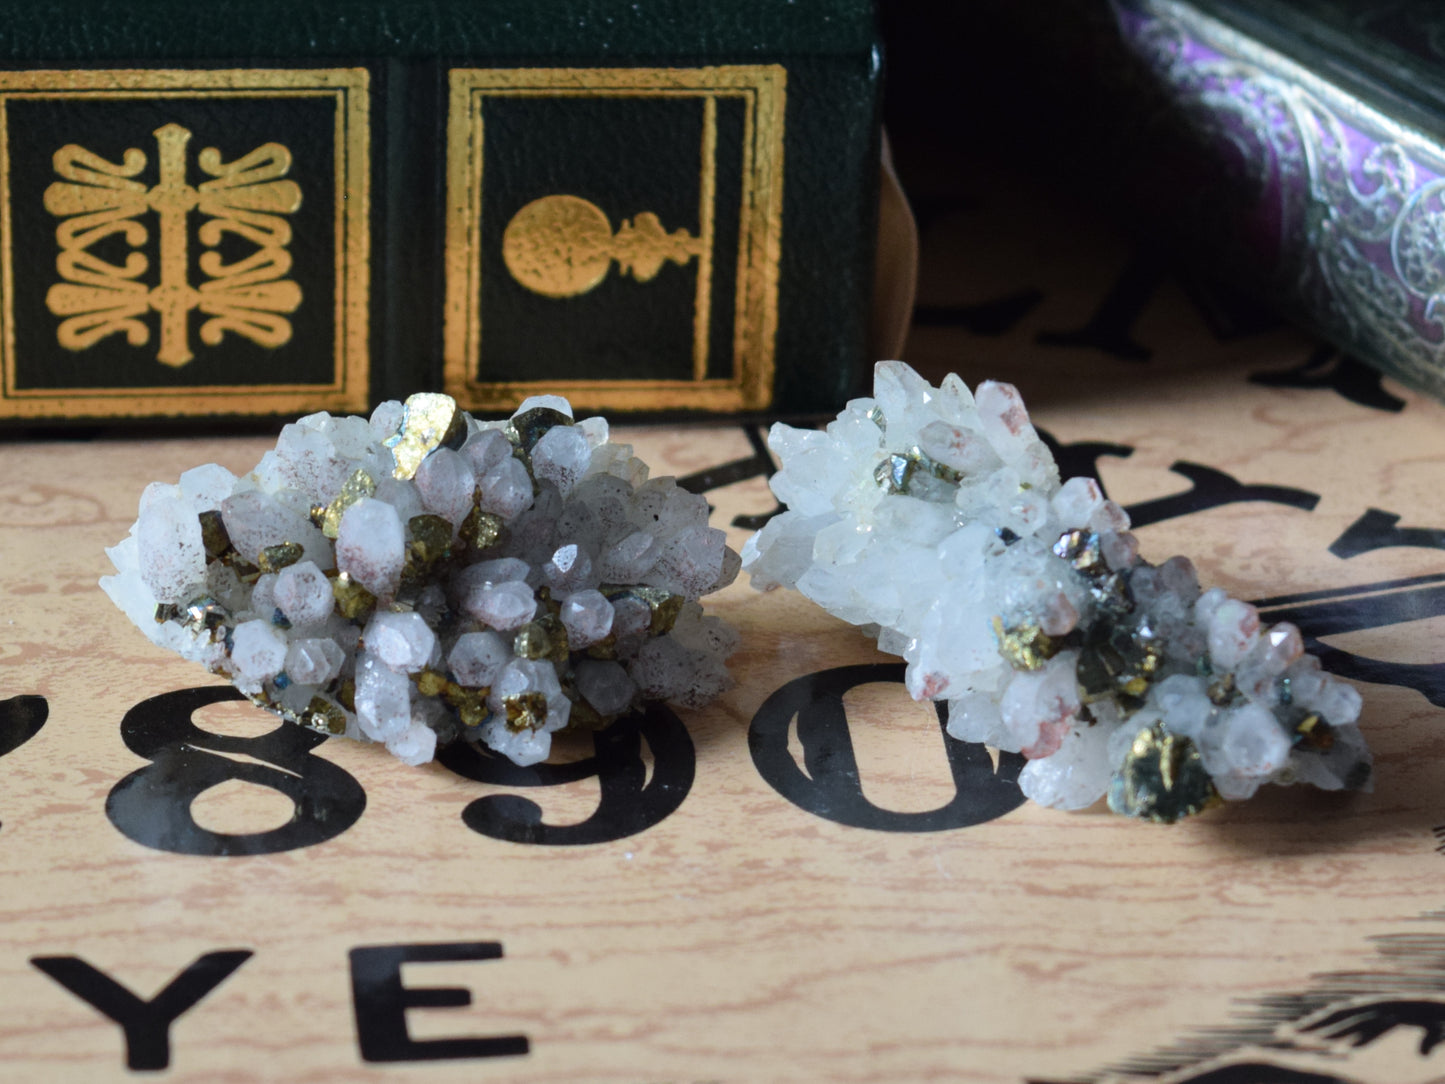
[3,161,1445,1083]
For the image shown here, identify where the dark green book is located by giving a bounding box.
[0,0,880,422]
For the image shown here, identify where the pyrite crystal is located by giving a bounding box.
[743,362,1371,821]
[104,393,739,766]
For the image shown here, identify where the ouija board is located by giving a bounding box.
[5,150,1445,1084]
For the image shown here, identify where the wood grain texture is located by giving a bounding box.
[0,367,1442,1083]
[5,157,1445,1084]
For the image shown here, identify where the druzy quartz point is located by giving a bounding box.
[742,362,1371,821]
[103,394,739,766]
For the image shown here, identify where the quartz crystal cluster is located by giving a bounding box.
[103,393,739,766]
[743,362,1370,821]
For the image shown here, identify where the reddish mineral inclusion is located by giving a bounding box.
[744,362,1370,821]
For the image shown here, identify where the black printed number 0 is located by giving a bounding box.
[106,686,366,856]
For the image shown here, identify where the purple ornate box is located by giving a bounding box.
[1114,0,1445,399]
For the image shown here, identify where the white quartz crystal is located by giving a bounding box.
[463,580,537,631]
[137,495,207,604]
[229,619,288,692]
[274,561,333,627]
[531,424,592,495]
[387,719,439,766]
[336,498,405,599]
[447,630,510,687]
[744,361,1371,820]
[284,638,345,686]
[560,589,614,647]
[355,652,412,741]
[362,611,437,673]
[103,393,739,767]
[574,659,636,716]
[414,448,476,527]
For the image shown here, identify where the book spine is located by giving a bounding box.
[1114,0,1445,399]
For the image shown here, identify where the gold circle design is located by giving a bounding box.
[502,195,615,298]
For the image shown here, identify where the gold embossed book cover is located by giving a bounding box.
[0,2,881,422]
[0,68,370,420]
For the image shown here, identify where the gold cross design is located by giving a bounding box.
[44,122,303,367]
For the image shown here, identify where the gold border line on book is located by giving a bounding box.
[457,377,762,415]
[692,94,717,383]
[750,67,785,410]
[0,67,370,419]
[443,65,786,414]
